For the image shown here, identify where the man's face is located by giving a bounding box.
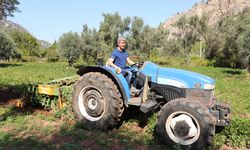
[118,40,126,50]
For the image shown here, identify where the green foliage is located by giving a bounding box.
[161,39,182,56]
[213,15,244,68]
[145,113,157,136]
[239,27,250,72]
[81,25,102,63]
[0,62,249,149]
[58,32,81,67]
[0,62,77,87]
[213,118,250,149]
[150,54,209,67]
[9,29,41,57]
[54,86,74,120]
[0,30,16,61]
[39,95,58,110]
[46,42,60,62]
[61,143,83,150]
[99,12,131,48]
[134,25,169,57]
[130,16,144,51]
[172,10,250,70]
[136,25,155,56]
[0,0,20,20]
[0,107,55,149]
[190,56,209,66]
[175,15,200,55]
[204,9,250,69]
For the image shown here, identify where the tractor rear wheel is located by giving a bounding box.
[157,99,215,150]
[72,72,124,130]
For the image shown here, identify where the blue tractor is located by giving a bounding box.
[72,61,230,149]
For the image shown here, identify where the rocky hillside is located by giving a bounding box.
[162,0,250,35]
[0,20,51,48]
[0,20,28,33]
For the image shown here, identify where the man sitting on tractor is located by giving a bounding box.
[107,37,140,94]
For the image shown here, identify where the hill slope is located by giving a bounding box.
[0,20,29,33]
[0,20,51,48]
[162,0,250,35]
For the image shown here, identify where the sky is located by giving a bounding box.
[9,0,202,43]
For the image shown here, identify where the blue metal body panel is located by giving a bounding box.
[102,61,215,102]
[103,66,131,100]
[140,62,159,83]
[140,62,215,89]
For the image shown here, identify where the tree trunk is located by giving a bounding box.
[68,59,74,68]
[248,60,250,73]
[0,0,3,20]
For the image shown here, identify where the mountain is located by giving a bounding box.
[162,0,250,35]
[0,20,28,33]
[0,20,51,49]
[39,40,51,49]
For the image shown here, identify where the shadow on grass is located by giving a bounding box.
[121,105,155,128]
[73,64,86,69]
[0,84,31,106]
[222,70,243,75]
[0,106,55,149]
[0,63,22,68]
[0,133,53,150]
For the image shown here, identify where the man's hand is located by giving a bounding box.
[108,58,121,73]
[131,62,139,68]
[115,67,122,74]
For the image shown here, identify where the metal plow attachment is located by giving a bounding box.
[25,76,79,109]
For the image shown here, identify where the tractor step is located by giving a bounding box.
[128,97,142,106]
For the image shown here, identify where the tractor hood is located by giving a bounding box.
[140,62,215,90]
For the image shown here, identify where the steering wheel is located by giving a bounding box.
[131,62,144,69]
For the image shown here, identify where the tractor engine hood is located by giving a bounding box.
[140,62,215,90]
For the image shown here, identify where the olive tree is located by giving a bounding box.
[0,30,16,61]
[239,28,250,72]
[58,32,81,67]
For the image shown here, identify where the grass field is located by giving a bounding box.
[0,62,78,87]
[0,62,249,149]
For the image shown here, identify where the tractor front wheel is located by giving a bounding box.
[157,99,215,150]
[72,72,124,130]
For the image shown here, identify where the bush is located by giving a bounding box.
[0,30,16,61]
[149,55,187,66]
[190,56,209,67]
[47,49,60,62]
[9,30,41,57]
[21,56,41,62]
[213,118,250,149]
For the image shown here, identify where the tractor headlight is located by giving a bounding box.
[204,83,215,90]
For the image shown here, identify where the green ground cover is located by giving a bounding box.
[0,62,249,149]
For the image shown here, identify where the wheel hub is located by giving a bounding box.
[166,112,200,145]
[87,98,97,110]
[84,90,104,117]
[78,87,105,121]
[173,121,191,139]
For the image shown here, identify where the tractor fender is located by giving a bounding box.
[77,66,130,107]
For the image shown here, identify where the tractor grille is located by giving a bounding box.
[151,83,184,102]
[163,89,182,101]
